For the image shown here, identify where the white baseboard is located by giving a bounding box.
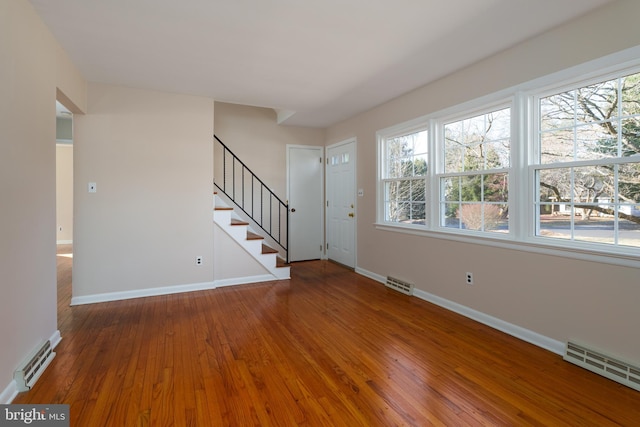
[0,380,17,404]
[70,274,282,306]
[70,281,218,305]
[50,330,62,349]
[1,329,61,404]
[214,274,276,288]
[355,267,565,356]
[56,240,72,245]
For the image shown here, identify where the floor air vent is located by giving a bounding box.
[14,340,55,392]
[385,276,414,295]
[564,341,640,392]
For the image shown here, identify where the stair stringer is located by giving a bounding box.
[213,189,287,261]
[213,208,290,280]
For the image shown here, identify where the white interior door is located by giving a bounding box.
[326,139,356,268]
[287,145,323,262]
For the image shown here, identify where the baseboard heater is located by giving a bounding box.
[385,276,414,296]
[14,340,56,392]
[564,341,640,392]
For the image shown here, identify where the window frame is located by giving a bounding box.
[436,103,513,235]
[375,46,640,268]
[527,68,640,256]
[377,118,431,229]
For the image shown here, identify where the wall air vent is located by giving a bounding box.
[14,340,56,392]
[564,341,640,392]
[385,276,414,296]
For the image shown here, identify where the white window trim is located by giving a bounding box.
[376,116,431,226]
[375,45,640,269]
[435,101,513,234]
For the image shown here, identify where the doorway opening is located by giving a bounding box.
[55,100,73,325]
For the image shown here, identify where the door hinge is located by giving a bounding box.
[319,157,322,163]
[326,200,329,207]
[326,243,329,250]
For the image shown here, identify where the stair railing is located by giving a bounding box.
[214,135,289,263]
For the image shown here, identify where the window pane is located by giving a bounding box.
[540,91,575,131]
[444,107,510,173]
[538,168,572,202]
[410,203,426,225]
[442,177,459,202]
[444,144,464,173]
[484,140,510,169]
[484,173,508,202]
[575,79,618,125]
[385,181,409,203]
[485,204,508,232]
[575,122,617,161]
[573,206,615,245]
[386,201,409,223]
[459,204,483,230]
[381,127,429,226]
[538,208,572,240]
[442,203,460,229]
[619,218,640,247]
[574,165,612,204]
[463,144,486,170]
[620,117,640,157]
[540,72,640,165]
[460,175,482,202]
[413,153,428,176]
[386,131,428,179]
[619,162,640,203]
[485,109,511,141]
[540,129,574,164]
[412,179,426,201]
[535,163,640,247]
[621,73,640,116]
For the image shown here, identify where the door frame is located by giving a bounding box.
[325,137,357,266]
[286,144,325,261]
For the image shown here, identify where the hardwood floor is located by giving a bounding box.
[14,248,640,426]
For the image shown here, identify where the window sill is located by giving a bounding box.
[374,222,640,269]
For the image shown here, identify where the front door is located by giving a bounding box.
[287,145,323,262]
[326,139,356,268]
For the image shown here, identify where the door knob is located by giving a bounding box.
[348,212,354,217]
[291,208,296,212]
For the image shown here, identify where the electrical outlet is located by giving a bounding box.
[195,256,203,266]
[466,272,473,285]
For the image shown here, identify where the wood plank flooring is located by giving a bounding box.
[14,246,640,425]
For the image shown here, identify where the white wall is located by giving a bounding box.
[326,0,640,363]
[213,224,270,281]
[72,83,214,301]
[214,102,325,198]
[0,0,86,402]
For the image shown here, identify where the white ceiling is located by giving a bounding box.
[31,0,612,127]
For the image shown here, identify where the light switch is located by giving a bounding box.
[88,182,97,193]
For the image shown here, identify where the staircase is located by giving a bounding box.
[214,193,290,280]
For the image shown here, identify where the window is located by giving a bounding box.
[533,71,640,248]
[440,107,510,233]
[380,128,429,225]
[376,53,640,264]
